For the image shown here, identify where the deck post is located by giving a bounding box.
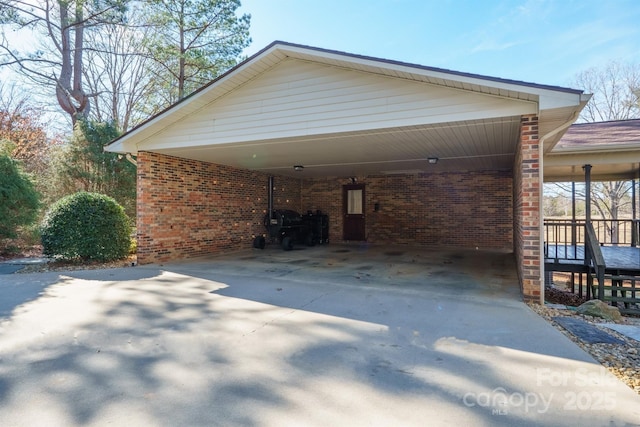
[583,165,592,269]
[633,179,637,220]
[571,182,577,246]
[583,165,592,224]
[583,164,601,299]
[633,179,637,247]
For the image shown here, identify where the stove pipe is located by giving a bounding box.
[268,176,274,220]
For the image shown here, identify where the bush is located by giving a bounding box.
[41,192,132,262]
[0,153,40,239]
[129,237,137,255]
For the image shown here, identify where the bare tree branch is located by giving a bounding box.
[1,0,128,126]
[572,61,640,122]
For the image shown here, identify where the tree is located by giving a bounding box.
[591,181,633,220]
[571,61,640,122]
[0,83,58,176]
[56,119,136,218]
[0,0,128,125]
[83,5,163,131]
[145,0,251,102]
[2,1,250,129]
[0,82,67,211]
[0,153,40,240]
[591,181,634,243]
[547,179,634,244]
[546,61,640,236]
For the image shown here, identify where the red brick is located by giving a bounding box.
[301,172,513,249]
[513,115,542,303]
[136,151,301,264]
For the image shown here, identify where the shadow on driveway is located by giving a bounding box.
[0,247,638,426]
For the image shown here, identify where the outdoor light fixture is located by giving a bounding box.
[427,157,439,164]
[293,165,304,171]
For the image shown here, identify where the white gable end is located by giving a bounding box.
[137,58,537,151]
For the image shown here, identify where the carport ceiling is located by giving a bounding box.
[106,41,590,179]
[157,117,522,178]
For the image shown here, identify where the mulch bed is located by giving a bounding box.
[545,286,587,306]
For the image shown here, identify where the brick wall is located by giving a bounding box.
[513,115,541,303]
[136,151,301,263]
[302,171,513,250]
[137,152,516,267]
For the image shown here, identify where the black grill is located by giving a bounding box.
[252,177,329,251]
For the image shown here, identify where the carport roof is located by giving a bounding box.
[106,41,590,178]
[544,119,640,182]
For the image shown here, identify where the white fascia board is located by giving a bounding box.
[551,142,640,154]
[536,90,591,111]
[545,149,640,166]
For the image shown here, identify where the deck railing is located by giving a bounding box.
[544,220,585,260]
[544,218,640,313]
[544,219,640,257]
[591,219,640,246]
[584,222,606,300]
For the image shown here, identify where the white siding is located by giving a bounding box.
[138,58,535,150]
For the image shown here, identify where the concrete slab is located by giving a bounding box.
[601,323,640,342]
[0,257,49,275]
[1,257,49,265]
[552,317,626,345]
[545,303,569,310]
[0,264,24,274]
[0,245,638,426]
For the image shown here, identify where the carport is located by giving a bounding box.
[105,41,590,302]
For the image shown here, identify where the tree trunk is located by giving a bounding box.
[178,0,185,100]
[55,1,90,124]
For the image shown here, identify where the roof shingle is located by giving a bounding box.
[557,119,640,149]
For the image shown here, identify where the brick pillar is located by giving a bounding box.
[136,151,154,264]
[514,115,542,303]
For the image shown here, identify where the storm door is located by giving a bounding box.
[343,184,366,241]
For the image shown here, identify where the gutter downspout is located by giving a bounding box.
[125,153,137,166]
[537,111,581,304]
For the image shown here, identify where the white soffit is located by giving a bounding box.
[153,116,522,178]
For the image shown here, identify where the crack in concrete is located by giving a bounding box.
[243,289,341,336]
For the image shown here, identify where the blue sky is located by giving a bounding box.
[239,0,640,89]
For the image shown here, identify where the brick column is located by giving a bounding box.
[514,115,542,303]
[136,151,154,264]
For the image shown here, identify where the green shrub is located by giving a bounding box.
[129,237,137,255]
[0,154,40,239]
[41,192,132,262]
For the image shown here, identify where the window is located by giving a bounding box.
[347,189,363,215]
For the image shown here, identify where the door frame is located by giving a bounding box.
[343,183,366,241]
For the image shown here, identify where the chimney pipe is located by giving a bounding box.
[268,176,274,220]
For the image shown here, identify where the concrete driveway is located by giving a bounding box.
[0,245,639,426]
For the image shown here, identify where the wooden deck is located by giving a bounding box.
[546,244,640,314]
[545,244,640,272]
[544,219,640,314]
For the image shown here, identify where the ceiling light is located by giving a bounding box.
[293,165,304,171]
[427,157,439,164]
